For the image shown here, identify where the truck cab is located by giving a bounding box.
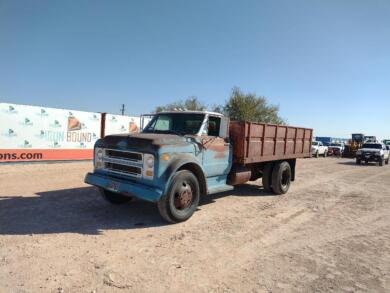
[85,111,234,222]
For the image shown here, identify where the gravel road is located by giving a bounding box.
[1,158,390,292]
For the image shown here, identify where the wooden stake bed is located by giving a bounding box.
[229,121,313,164]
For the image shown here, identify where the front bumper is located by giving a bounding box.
[329,148,341,155]
[85,172,163,202]
[356,154,382,162]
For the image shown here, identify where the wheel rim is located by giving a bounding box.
[173,180,193,210]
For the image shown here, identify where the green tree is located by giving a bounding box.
[154,88,285,124]
[224,87,285,124]
[155,96,207,113]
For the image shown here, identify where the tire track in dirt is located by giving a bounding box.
[199,161,390,291]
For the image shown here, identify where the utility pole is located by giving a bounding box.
[120,104,125,115]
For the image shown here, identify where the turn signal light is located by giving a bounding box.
[161,153,170,161]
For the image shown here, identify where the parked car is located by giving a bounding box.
[328,143,344,157]
[312,141,328,157]
[356,143,390,166]
[84,111,312,223]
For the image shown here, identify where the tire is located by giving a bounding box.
[262,163,273,192]
[356,158,361,165]
[271,161,291,195]
[324,151,327,158]
[379,159,384,167]
[315,151,319,158]
[157,170,200,223]
[386,158,389,165]
[99,188,133,204]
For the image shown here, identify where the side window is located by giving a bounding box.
[208,116,221,137]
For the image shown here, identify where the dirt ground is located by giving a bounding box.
[1,158,390,293]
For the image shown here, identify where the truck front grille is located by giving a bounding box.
[105,149,143,162]
[102,149,143,178]
[104,162,142,177]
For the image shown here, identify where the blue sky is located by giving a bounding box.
[1,0,389,138]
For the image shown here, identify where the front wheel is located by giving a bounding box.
[157,170,200,223]
[324,151,328,157]
[99,188,133,204]
[379,159,384,166]
[356,158,361,165]
[271,161,291,195]
[386,158,389,165]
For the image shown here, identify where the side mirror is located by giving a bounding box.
[219,116,230,139]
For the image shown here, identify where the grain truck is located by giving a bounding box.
[85,111,312,223]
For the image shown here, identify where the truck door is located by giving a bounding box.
[201,115,232,177]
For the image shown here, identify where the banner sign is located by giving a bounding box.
[0,103,101,162]
[104,114,141,136]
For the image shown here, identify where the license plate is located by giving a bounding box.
[107,181,120,192]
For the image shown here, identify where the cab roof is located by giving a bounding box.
[144,110,224,117]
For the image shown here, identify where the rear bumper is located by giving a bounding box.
[84,172,163,202]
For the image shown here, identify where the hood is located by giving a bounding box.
[97,133,190,151]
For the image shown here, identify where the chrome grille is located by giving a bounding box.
[104,162,142,176]
[102,149,143,177]
[105,149,143,163]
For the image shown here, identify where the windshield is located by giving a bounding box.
[330,143,341,147]
[143,113,205,135]
[362,144,382,149]
[312,142,319,146]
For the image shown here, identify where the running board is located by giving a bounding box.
[207,184,234,195]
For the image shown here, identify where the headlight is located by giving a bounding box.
[145,156,154,168]
[143,154,154,179]
[94,148,104,169]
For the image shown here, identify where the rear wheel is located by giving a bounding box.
[157,170,200,223]
[262,163,273,192]
[386,158,389,165]
[99,188,133,204]
[271,161,291,195]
